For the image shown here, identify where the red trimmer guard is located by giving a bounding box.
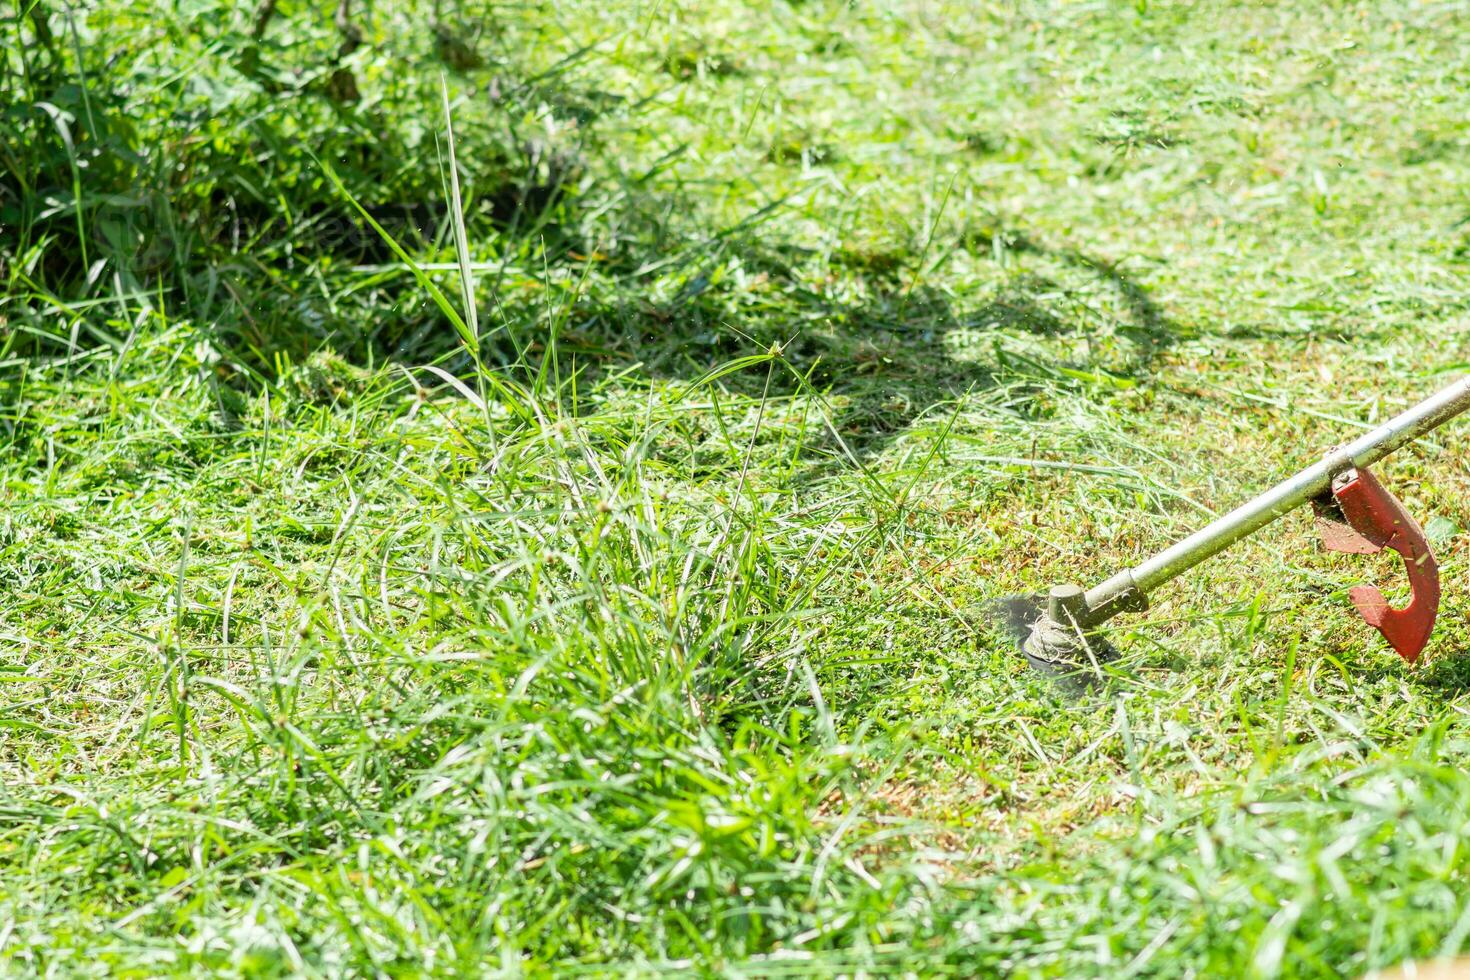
[1314,465,1439,663]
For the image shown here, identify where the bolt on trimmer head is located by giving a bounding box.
[997,376,1470,683]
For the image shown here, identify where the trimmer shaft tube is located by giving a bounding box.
[1079,376,1470,626]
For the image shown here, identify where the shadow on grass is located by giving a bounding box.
[541,220,1188,467]
[1412,651,1470,697]
[5,2,1186,464]
[1,4,608,363]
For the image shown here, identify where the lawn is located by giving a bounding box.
[5,0,1470,975]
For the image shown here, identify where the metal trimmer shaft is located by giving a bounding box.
[1061,375,1470,630]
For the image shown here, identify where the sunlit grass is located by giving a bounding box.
[4,0,1470,975]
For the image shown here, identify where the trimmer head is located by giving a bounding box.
[991,590,1120,691]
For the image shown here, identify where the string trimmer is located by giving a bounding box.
[997,376,1470,679]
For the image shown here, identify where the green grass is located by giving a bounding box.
[6,0,1470,975]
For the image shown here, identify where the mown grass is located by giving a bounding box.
[5,0,1470,975]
